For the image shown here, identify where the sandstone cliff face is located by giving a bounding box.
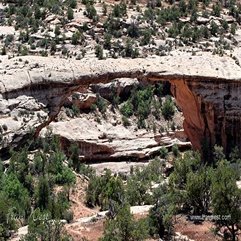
[171,79,241,155]
[0,52,241,156]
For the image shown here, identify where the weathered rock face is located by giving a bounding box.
[1,52,241,156]
[0,95,48,151]
[41,118,189,161]
[64,92,97,110]
[171,79,241,155]
[90,78,139,100]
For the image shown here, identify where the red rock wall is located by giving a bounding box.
[170,79,241,156]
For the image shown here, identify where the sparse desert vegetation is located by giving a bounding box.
[0,0,241,59]
[0,0,241,240]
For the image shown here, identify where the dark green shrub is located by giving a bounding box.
[68,0,77,8]
[67,7,74,20]
[210,20,219,36]
[103,33,112,50]
[96,94,107,114]
[95,45,104,59]
[101,203,148,241]
[63,209,74,223]
[85,4,97,19]
[161,96,175,120]
[160,147,168,159]
[71,31,81,45]
[140,29,152,45]
[120,101,133,117]
[127,22,139,38]
[172,144,179,157]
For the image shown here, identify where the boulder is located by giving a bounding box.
[65,92,97,110]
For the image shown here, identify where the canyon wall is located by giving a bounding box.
[0,52,241,156]
[170,79,241,155]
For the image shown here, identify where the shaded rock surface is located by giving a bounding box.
[90,78,139,100]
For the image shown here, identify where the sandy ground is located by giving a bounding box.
[12,174,226,241]
[66,209,151,241]
[174,215,221,241]
[70,175,98,219]
[66,213,224,241]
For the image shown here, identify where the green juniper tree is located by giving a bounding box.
[211,160,241,241]
[101,203,148,241]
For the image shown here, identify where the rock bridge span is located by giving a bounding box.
[1,52,241,156]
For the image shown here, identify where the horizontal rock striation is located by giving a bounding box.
[42,118,190,161]
[171,79,241,155]
[1,51,241,156]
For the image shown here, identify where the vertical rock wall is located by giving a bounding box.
[171,79,241,156]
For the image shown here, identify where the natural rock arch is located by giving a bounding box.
[1,54,241,155]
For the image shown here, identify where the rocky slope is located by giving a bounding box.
[1,0,240,60]
[1,50,241,156]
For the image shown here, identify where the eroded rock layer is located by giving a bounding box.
[171,79,241,154]
[1,51,241,156]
